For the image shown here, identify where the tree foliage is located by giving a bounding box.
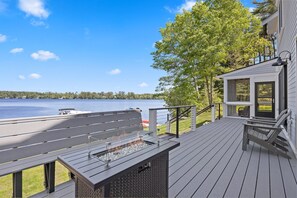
[0,91,164,100]
[252,0,277,20]
[152,0,270,107]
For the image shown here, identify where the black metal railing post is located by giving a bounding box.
[176,107,180,138]
[263,47,266,62]
[13,171,22,198]
[218,103,221,120]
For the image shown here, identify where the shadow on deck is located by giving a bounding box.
[33,118,297,198]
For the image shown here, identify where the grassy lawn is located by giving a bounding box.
[0,162,69,198]
[259,105,272,111]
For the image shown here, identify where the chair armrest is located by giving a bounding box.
[251,116,276,121]
[247,120,276,125]
[243,123,281,131]
[249,118,277,122]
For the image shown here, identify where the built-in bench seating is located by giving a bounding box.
[0,109,144,197]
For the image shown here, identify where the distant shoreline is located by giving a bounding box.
[0,91,164,100]
[0,98,163,100]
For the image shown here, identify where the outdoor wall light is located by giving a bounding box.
[271,50,292,110]
[272,50,292,66]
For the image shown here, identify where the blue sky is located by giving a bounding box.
[0,0,254,93]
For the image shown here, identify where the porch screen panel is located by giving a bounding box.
[227,79,250,102]
[227,80,236,101]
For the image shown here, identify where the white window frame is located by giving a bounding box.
[278,0,285,42]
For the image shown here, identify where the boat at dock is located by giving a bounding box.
[58,108,91,115]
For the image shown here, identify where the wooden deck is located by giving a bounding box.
[33,118,297,198]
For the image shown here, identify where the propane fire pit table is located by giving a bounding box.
[58,135,179,198]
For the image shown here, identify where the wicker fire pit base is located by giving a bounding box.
[75,153,168,198]
[59,137,179,198]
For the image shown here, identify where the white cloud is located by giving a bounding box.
[31,50,59,61]
[29,73,41,79]
[109,68,121,75]
[18,0,49,19]
[10,48,24,54]
[165,0,197,14]
[139,82,148,87]
[164,6,175,14]
[0,34,7,42]
[249,7,255,13]
[18,75,26,80]
[178,0,196,13]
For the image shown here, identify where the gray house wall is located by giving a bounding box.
[277,0,297,150]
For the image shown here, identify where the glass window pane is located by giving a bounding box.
[256,83,273,113]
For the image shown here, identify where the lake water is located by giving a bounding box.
[0,99,166,120]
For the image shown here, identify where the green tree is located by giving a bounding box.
[252,0,277,20]
[0,91,163,100]
[152,0,269,106]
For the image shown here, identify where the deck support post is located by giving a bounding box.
[191,106,196,131]
[13,171,22,198]
[149,110,157,137]
[44,161,55,193]
[211,104,216,122]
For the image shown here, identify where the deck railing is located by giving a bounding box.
[149,104,220,138]
[149,105,196,138]
[215,103,223,120]
[248,34,277,66]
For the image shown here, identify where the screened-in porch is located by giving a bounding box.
[218,60,283,119]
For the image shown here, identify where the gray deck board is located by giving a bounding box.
[169,121,232,176]
[168,119,240,197]
[207,137,244,198]
[279,157,297,198]
[255,146,270,198]
[269,151,286,198]
[220,130,256,198]
[31,118,297,198]
[186,125,243,198]
[175,121,243,197]
[30,180,74,198]
[239,141,261,198]
[289,155,297,183]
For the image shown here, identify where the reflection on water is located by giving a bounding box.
[0,99,166,120]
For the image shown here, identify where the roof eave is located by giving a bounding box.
[261,11,278,26]
[217,59,278,79]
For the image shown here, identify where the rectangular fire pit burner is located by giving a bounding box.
[58,135,179,198]
[94,139,154,163]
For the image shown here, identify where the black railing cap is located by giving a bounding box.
[149,105,195,111]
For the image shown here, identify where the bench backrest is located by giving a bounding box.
[0,110,143,164]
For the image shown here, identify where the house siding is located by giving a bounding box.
[278,0,297,150]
